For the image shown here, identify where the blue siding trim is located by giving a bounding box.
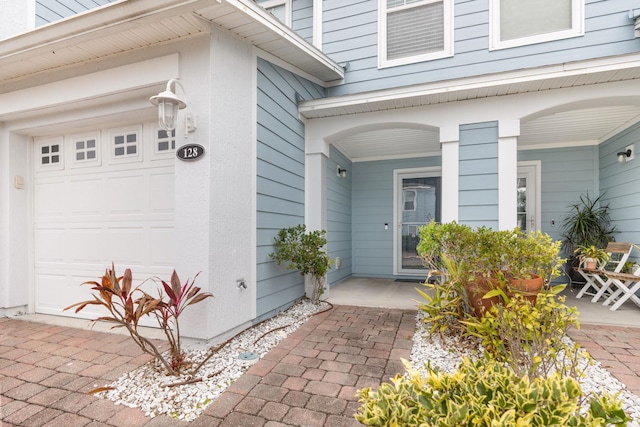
[352,157,440,278]
[327,146,353,285]
[324,0,640,97]
[256,58,326,317]
[599,122,640,262]
[459,121,499,229]
[36,0,114,26]
[518,146,598,244]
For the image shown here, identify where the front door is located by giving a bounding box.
[394,168,441,276]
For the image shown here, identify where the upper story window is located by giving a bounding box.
[258,0,291,26]
[490,0,584,50]
[379,0,454,68]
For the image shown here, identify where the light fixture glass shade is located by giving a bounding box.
[158,99,179,131]
[618,152,626,163]
[149,80,187,132]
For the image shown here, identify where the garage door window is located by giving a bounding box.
[35,137,64,171]
[73,135,101,168]
[109,126,142,163]
[156,129,176,153]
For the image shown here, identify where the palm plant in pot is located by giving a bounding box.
[561,193,617,283]
[574,244,610,270]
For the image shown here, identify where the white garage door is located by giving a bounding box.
[33,124,176,320]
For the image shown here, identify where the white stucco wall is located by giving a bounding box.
[174,28,257,341]
[0,28,258,340]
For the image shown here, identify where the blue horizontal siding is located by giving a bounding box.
[519,146,598,244]
[599,122,640,258]
[327,146,353,285]
[256,58,326,316]
[351,156,440,278]
[459,121,499,228]
[324,0,640,97]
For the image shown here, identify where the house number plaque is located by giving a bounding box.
[177,144,205,161]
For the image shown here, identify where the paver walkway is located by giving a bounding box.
[0,306,415,426]
[567,324,640,396]
[2,307,640,426]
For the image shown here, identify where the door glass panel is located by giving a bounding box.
[517,176,527,232]
[400,176,440,271]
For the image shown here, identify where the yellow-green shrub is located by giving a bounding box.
[462,285,586,381]
[355,357,629,427]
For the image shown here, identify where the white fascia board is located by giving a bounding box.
[299,53,640,116]
[226,0,343,83]
[0,0,211,59]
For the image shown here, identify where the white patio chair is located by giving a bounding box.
[575,242,633,301]
[600,269,640,311]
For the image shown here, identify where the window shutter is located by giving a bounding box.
[387,2,444,60]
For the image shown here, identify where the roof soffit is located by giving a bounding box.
[0,0,343,88]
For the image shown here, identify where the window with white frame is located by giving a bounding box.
[490,0,584,50]
[35,137,64,171]
[379,0,453,68]
[72,135,100,167]
[259,0,291,26]
[108,126,142,163]
[155,128,176,155]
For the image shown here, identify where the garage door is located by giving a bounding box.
[33,124,176,320]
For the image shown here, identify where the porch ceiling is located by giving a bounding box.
[0,0,343,89]
[305,60,640,162]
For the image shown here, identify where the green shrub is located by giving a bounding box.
[462,285,586,381]
[269,225,333,303]
[355,357,630,427]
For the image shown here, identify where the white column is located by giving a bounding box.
[440,125,459,223]
[498,120,520,230]
[305,137,329,298]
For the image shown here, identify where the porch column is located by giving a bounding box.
[440,125,459,223]
[305,137,329,298]
[498,120,519,230]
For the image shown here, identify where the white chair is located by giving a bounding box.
[600,269,640,311]
[575,242,633,301]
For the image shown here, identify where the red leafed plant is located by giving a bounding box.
[65,264,213,376]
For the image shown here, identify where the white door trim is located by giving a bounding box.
[393,166,441,276]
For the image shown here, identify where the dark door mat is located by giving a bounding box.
[394,278,424,283]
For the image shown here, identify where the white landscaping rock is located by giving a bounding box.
[409,312,640,425]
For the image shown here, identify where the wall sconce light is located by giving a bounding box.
[150,78,196,135]
[617,144,635,163]
[337,166,347,178]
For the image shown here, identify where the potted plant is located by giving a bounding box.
[417,222,563,316]
[561,193,617,282]
[574,245,610,270]
[269,224,333,304]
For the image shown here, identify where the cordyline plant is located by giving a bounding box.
[65,264,213,376]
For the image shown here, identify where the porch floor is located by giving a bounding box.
[327,277,640,328]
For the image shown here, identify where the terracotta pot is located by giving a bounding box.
[583,258,597,270]
[508,274,543,304]
[465,277,502,318]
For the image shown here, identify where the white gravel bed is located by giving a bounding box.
[96,299,331,422]
[95,302,640,424]
[410,311,640,424]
